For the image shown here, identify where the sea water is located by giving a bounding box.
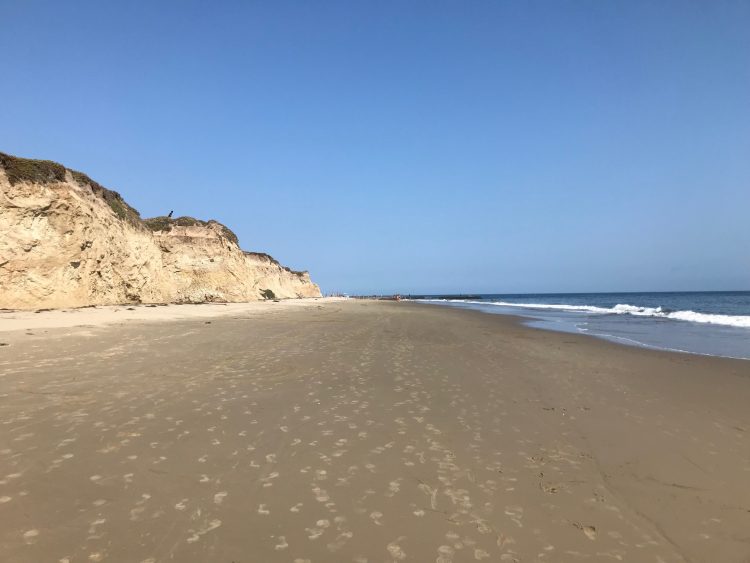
[411,291,750,360]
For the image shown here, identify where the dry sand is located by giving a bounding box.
[0,298,337,336]
[0,300,749,562]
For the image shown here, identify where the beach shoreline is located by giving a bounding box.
[1,300,748,562]
[408,294,750,361]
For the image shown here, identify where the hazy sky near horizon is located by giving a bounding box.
[3,1,749,294]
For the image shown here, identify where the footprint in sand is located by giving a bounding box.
[186,519,222,543]
[274,535,289,550]
[387,537,407,560]
[436,545,454,563]
[369,511,384,525]
[573,522,597,540]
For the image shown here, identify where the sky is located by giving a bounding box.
[2,1,749,295]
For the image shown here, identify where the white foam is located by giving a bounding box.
[413,299,750,329]
[665,310,750,328]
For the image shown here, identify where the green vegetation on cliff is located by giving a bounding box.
[0,152,238,243]
[260,289,276,300]
[0,152,66,185]
[144,216,239,246]
[0,152,142,227]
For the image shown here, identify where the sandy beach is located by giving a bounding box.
[1,299,749,563]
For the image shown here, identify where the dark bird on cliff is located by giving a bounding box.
[167,210,173,218]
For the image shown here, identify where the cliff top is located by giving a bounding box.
[0,151,142,226]
[244,252,309,277]
[0,152,238,244]
[144,216,239,246]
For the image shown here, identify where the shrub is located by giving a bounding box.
[260,289,276,300]
[142,216,239,245]
[143,216,174,232]
[174,216,203,227]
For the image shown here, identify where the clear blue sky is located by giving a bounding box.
[3,1,749,294]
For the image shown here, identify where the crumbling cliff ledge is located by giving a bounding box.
[0,152,322,309]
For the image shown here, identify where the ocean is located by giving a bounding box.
[410,291,750,360]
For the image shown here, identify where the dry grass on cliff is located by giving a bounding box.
[243,251,308,277]
[0,152,142,227]
[70,170,142,227]
[243,251,281,265]
[143,216,240,246]
[2,152,239,247]
[0,152,66,185]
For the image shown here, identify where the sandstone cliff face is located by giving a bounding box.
[151,222,321,303]
[0,153,321,309]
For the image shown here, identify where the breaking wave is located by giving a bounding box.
[415,299,750,328]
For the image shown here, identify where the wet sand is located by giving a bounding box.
[1,300,749,562]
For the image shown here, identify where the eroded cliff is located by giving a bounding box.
[0,152,321,309]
